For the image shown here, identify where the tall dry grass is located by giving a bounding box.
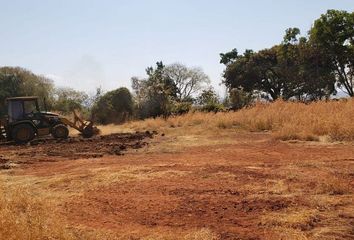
[122,99,354,141]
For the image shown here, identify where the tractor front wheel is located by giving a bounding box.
[52,124,69,139]
[11,124,35,144]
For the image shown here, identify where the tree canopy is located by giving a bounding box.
[132,62,211,118]
[52,87,89,114]
[310,10,354,96]
[92,87,134,124]
[0,67,54,115]
[221,10,353,102]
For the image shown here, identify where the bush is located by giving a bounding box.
[196,87,224,112]
[52,87,89,114]
[229,88,254,110]
[200,102,225,113]
[171,102,192,115]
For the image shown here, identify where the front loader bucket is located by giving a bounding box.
[82,122,100,138]
[60,111,100,138]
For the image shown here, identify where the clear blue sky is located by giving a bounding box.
[0,0,353,95]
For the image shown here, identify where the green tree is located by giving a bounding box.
[0,67,54,105]
[0,73,22,115]
[310,10,354,96]
[52,87,89,114]
[229,88,254,110]
[252,47,286,100]
[220,48,239,65]
[0,67,55,114]
[221,27,336,101]
[132,61,177,118]
[294,41,335,100]
[279,28,335,100]
[197,87,224,112]
[92,87,133,124]
[221,49,256,93]
[221,47,287,100]
[197,87,219,105]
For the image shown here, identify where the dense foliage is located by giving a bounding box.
[132,62,211,118]
[91,87,134,124]
[0,67,54,115]
[52,87,89,114]
[310,10,354,96]
[221,9,353,101]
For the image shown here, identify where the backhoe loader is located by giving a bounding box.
[0,96,99,143]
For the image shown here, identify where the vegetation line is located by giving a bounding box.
[122,99,354,142]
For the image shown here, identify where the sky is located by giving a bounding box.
[0,0,353,96]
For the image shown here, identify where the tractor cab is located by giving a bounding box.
[7,97,41,123]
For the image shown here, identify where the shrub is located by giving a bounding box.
[200,102,225,113]
[229,88,254,110]
[171,101,192,115]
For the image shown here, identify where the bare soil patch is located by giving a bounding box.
[0,131,155,168]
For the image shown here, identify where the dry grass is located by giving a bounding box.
[0,182,77,240]
[119,99,354,142]
[315,176,352,195]
[183,228,219,240]
[0,180,218,240]
[0,170,214,240]
[0,180,119,240]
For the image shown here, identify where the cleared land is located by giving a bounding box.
[0,100,354,240]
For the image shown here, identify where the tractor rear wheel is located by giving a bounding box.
[11,124,35,144]
[52,124,69,139]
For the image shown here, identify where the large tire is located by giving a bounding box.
[11,124,35,144]
[52,124,69,139]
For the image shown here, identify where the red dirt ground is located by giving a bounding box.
[1,132,353,239]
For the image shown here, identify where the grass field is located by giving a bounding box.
[116,99,354,141]
[0,100,353,240]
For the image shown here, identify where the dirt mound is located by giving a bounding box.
[0,131,156,169]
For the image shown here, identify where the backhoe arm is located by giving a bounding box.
[59,111,99,138]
